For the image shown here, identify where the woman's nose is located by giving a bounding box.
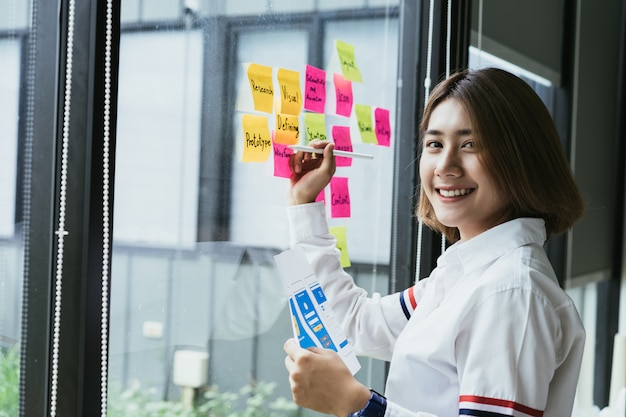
[435,150,462,177]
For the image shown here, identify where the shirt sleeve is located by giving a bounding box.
[287,202,408,361]
[454,286,559,416]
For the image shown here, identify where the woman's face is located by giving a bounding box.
[419,98,511,241]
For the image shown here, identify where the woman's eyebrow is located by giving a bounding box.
[424,128,473,136]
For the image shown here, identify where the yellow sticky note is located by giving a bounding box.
[275,113,300,145]
[242,114,272,162]
[277,68,302,115]
[336,40,363,83]
[355,104,377,144]
[304,113,327,142]
[329,226,351,268]
[247,63,274,113]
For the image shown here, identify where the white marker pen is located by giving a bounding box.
[288,145,374,160]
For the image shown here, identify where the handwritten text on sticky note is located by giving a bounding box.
[247,63,274,113]
[330,177,350,218]
[334,73,353,117]
[273,140,293,178]
[332,125,352,167]
[242,114,271,162]
[355,104,377,144]
[277,68,302,115]
[304,65,326,113]
[375,107,391,147]
[336,40,363,83]
[305,113,327,142]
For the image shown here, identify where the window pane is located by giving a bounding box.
[109,2,404,415]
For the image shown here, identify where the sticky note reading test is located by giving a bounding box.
[247,63,274,113]
[242,114,271,162]
[336,40,363,83]
[274,247,360,375]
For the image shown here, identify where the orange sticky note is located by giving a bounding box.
[330,177,350,218]
[305,113,328,142]
[247,63,274,113]
[329,226,351,268]
[274,113,300,145]
[242,114,272,162]
[277,68,302,115]
[355,104,377,144]
[336,40,363,83]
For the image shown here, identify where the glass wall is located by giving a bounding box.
[108,1,403,415]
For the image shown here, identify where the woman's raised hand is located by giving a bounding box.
[288,141,336,205]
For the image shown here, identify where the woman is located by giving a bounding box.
[283,67,586,417]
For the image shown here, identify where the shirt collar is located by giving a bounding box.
[442,218,547,276]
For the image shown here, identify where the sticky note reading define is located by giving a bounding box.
[247,63,274,113]
[274,247,360,375]
[242,114,272,162]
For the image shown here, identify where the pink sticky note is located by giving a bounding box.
[330,177,350,218]
[334,73,353,117]
[374,108,391,147]
[272,139,293,178]
[332,125,353,167]
[304,65,326,113]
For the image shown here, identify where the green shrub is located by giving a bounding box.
[0,344,19,417]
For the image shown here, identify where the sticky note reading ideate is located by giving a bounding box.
[304,65,326,113]
[336,40,363,83]
[242,114,272,162]
[355,104,377,144]
[247,64,274,113]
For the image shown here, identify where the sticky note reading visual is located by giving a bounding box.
[334,73,353,117]
[336,40,363,83]
[273,140,293,178]
[247,63,274,113]
[374,107,391,147]
[275,113,300,145]
[305,113,327,142]
[332,125,352,167]
[304,65,326,113]
[277,68,302,115]
[242,114,272,162]
[329,226,351,268]
[355,104,377,144]
[330,177,350,218]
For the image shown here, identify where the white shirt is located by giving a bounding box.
[287,202,585,417]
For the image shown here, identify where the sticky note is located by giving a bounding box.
[315,188,325,204]
[275,113,300,145]
[247,63,274,113]
[329,226,351,268]
[332,125,352,167]
[305,113,327,142]
[277,68,302,115]
[304,65,326,113]
[242,114,272,162]
[330,177,350,218]
[273,140,293,178]
[336,40,363,83]
[355,104,377,144]
[334,73,353,117]
[374,108,391,147]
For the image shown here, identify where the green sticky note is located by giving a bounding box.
[355,104,377,144]
[336,40,363,83]
[329,226,351,268]
[304,113,328,142]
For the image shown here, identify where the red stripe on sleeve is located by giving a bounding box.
[408,285,417,309]
[459,395,544,417]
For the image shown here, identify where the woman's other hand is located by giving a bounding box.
[283,338,370,417]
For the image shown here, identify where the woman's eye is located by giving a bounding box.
[425,140,442,148]
[462,141,474,149]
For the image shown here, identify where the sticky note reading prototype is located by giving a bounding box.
[242,114,271,162]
